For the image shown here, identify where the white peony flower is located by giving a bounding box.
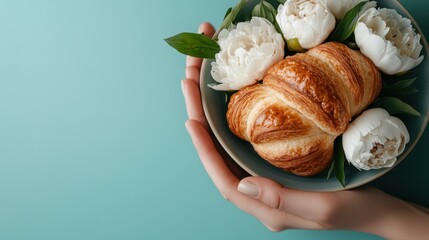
[342,108,410,171]
[210,17,284,91]
[325,0,373,20]
[276,0,335,49]
[354,8,424,75]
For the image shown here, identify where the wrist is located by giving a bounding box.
[371,200,429,240]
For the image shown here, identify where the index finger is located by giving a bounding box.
[186,22,216,85]
[185,120,320,230]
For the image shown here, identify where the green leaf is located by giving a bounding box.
[164,32,220,59]
[331,1,369,42]
[327,138,346,187]
[333,138,346,188]
[252,0,284,35]
[277,0,286,4]
[383,78,417,94]
[389,87,420,96]
[223,7,232,20]
[379,97,421,117]
[214,0,246,40]
[252,1,277,24]
[326,158,335,180]
[382,77,420,97]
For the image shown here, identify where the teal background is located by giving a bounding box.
[0,0,427,239]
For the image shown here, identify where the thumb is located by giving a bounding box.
[237,177,329,230]
[237,177,287,210]
[237,177,339,222]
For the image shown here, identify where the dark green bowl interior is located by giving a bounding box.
[201,0,429,191]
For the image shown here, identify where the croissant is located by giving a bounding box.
[226,42,382,176]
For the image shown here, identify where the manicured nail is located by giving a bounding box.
[238,181,259,197]
[181,80,185,96]
[198,23,204,34]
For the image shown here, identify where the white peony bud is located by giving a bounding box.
[276,0,335,49]
[354,8,424,75]
[210,17,285,91]
[342,108,410,171]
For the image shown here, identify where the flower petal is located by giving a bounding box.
[342,108,409,170]
[276,0,335,49]
[210,17,285,91]
[354,7,424,75]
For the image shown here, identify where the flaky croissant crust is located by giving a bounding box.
[226,42,382,176]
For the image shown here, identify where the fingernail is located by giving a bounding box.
[238,181,259,198]
[198,23,204,34]
[181,80,185,96]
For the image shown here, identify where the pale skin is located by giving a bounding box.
[182,22,429,240]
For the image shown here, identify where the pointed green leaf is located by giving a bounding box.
[252,0,283,35]
[383,78,417,94]
[379,97,421,117]
[390,87,420,96]
[331,1,369,42]
[214,0,246,40]
[252,0,283,36]
[252,1,277,24]
[164,32,220,59]
[327,138,346,187]
[334,138,346,188]
[326,159,335,180]
[224,7,232,20]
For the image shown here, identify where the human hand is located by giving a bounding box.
[182,22,429,240]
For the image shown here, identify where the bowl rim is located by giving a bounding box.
[200,0,429,192]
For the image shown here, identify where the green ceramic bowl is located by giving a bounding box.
[200,0,429,191]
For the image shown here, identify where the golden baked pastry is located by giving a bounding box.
[226,42,382,176]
